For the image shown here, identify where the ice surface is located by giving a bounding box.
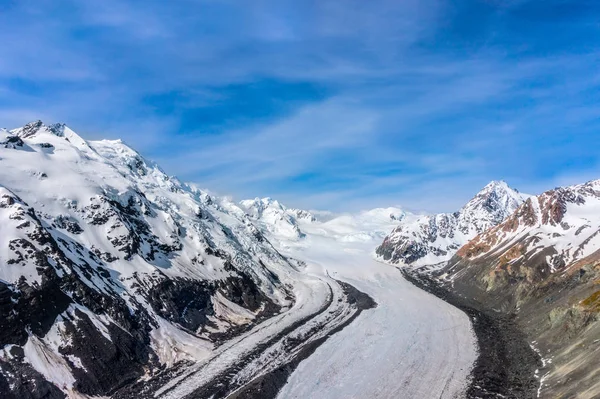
[272,222,478,399]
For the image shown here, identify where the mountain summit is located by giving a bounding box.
[239,197,316,240]
[376,181,528,267]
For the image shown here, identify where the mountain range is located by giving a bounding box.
[239,196,405,247]
[376,180,529,267]
[1,121,598,398]
[438,179,600,398]
[0,121,403,399]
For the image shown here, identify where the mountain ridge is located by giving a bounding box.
[376,180,529,267]
[239,196,407,249]
[420,178,600,398]
[0,121,300,398]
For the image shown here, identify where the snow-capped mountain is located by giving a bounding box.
[239,197,315,241]
[240,196,406,250]
[0,121,297,398]
[376,181,529,267]
[314,207,407,244]
[440,179,600,398]
[452,179,600,275]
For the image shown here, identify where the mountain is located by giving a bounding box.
[376,181,529,267]
[439,179,600,398]
[0,121,297,398]
[239,197,316,241]
[240,197,406,250]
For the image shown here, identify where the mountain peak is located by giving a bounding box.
[239,197,308,240]
[482,179,509,190]
[464,180,527,211]
[240,197,285,215]
[261,197,282,208]
[477,180,523,197]
[11,120,67,138]
[377,180,528,267]
[460,180,528,231]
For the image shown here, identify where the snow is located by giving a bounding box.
[530,341,552,398]
[23,334,76,391]
[266,219,477,399]
[378,180,529,267]
[69,305,114,343]
[212,291,256,325]
[150,317,213,368]
[0,187,47,284]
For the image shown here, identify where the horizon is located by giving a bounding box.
[1,1,599,212]
[0,119,584,215]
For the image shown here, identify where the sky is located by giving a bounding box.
[0,0,599,213]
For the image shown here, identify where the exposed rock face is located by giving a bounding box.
[0,122,296,398]
[440,179,600,398]
[376,181,528,267]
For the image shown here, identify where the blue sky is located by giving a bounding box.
[1,0,599,212]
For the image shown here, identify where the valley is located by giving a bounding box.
[237,198,478,398]
[1,121,598,399]
[0,122,478,398]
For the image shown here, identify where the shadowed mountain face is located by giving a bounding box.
[0,121,295,397]
[440,179,600,398]
[376,180,528,267]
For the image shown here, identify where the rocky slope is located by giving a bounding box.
[376,181,528,267]
[440,179,600,398]
[0,121,298,398]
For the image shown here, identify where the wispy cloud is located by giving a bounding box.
[155,97,379,186]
